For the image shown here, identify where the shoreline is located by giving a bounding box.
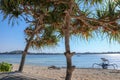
[0,52,120,55]
[7,64,120,80]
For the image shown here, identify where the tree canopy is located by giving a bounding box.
[1,0,120,42]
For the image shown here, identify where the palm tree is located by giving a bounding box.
[63,0,120,79]
[0,0,60,72]
[95,0,120,42]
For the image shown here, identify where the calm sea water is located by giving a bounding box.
[0,54,120,69]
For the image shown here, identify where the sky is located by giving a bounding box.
[0,14,120,53]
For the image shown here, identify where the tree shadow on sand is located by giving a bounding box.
[0,75,36,80]
[0,72,55,80]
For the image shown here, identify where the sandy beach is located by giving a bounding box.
[0,64,117,80]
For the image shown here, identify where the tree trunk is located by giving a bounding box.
[64,52,75,80]
[64,9,75,80]
[18,35,34,72]
[18,14,44,72]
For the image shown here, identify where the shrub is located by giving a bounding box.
[0,62,12,72]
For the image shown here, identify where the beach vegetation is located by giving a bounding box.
[0,62,12,72]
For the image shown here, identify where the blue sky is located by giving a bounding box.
[0,14,120,53]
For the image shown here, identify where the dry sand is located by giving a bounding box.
[13,64,120,80]
[1,64,120,80]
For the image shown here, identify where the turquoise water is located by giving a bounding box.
[0,54,120,69]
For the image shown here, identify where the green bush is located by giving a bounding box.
[0,62,12,72]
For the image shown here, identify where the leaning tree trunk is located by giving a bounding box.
[64,8,75,80]
[18,35,34,72]
[18,14,44,72]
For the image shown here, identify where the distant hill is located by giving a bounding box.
[9,50,23,54]
[0,50,40,54]
[0,50,63,55]
[0,50,23,54]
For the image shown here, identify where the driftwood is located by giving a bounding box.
[48,66,60,70]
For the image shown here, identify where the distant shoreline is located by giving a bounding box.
[0,50,120,55]
[0,52,120,55]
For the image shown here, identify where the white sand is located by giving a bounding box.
[12,64,120,80]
